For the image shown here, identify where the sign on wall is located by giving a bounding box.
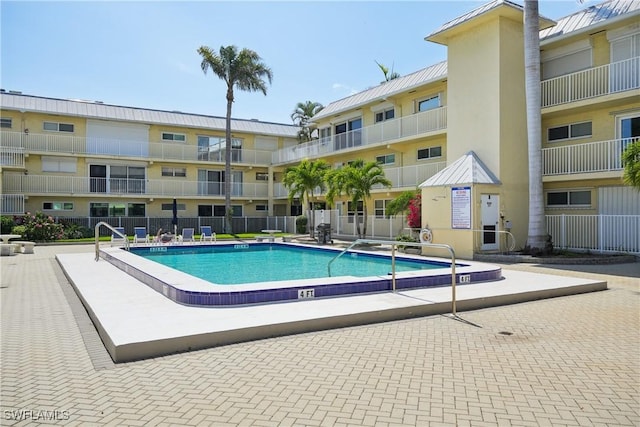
[451,186,472,229]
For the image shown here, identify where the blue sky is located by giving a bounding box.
[1,1,588,125]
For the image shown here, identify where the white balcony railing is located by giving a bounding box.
[2,174,269,198]
[273,106,448,164]
[542,137,637,176]
[541,57,639,108]
[0,131,273,165]
[1,194,25,215]
[0,147,25,168]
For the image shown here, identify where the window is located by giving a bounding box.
[548,122,592,142]
[334,117,362,150]
[43,121,74,133]
[347,200,364,223]
[255,205,268,211]
[417,146,442,160]
[43,202,73,211]
[213,205,242,217]
[89,202,145,217]
[319,127,331,143]
[161,132,186,142]
[374,199,391,218]
[376,154,395,165]
[546,190,591,207]
[42,156,77,173]
[416,95,440,112]
[0,118,12,128]
[89,164,146,193]
[198,136,243,162]
[375,108,395,123]
[161,203,185,211]
[256,172,269,181]
[542,49,591,79]
[161,167,187,177]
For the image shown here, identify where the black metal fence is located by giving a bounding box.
[57,216,296,237]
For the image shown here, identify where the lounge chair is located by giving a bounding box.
[181,228,195,243]
[200,226,216,243]
[133,227,149,245]
[111,227,126,246]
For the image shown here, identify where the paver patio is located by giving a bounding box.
[1,244,638,426]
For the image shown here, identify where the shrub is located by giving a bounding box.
[18,211,65,242]
[407,194,422,228]
[395,233,418,250]
[1,216,15,234]
[295,215,308,234]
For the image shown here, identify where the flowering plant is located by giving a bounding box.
[406,194,422,228]
[19,211,65,242]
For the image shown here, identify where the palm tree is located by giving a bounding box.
[622,140,640,190]
[326,159,392,239]
[198,45,273,233]
[375,60,401,83]
[523,1,547,253]
[291,101,324,143]
[282,159,330,238]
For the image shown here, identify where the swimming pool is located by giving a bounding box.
[136,244,448,284]
[100,242,502,306]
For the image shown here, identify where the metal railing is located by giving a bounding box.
[272,106,447,164]
[547,214,640,254]
[543,137,637,176]
[541,57,639,108]
[327,239,460,315]
[0,131,273,165]
[95,221,129,261]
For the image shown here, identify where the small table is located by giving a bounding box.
[0,234,21,244]
[261,230,281,242]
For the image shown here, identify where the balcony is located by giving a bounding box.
[2,174,269,198]
[0,132,273,165]
[272,106,448,164]
[541,57,639,108]
[0,147,25,168]
[542,137,636,176]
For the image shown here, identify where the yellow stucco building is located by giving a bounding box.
[1,0,638,256]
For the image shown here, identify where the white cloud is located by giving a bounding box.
[332,83,358,95]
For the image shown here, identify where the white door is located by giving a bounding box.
[481,194,500,251]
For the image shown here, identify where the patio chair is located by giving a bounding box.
[133,227,149,245]
[181,228,195,243]
[200,226,216,243]
[111,227,126,246]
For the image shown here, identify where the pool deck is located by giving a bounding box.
[57,243,606,363]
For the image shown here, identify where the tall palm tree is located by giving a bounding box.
[291,101,324,143]
[198,45,273,233]
[622,140,640,190]
[326,159,392,239]
[523,1,546,253]
[282,159,330,237]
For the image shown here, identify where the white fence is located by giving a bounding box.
[546,214,640,254]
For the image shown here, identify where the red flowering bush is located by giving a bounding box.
[407,194,422,228]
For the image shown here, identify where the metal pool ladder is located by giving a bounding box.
[94,221,130,261]
[327,239,460,316]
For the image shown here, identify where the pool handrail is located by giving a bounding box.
[328,239,459,315]
[95,221,130,261]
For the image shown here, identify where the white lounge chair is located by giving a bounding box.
[181,228,195,243]
[111,227,126,246]
[133,227,149,245]
[200,226,216,243]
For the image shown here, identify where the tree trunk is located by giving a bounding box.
[306,191,314,239]
[524,0,547,252]
[224,91,233,234]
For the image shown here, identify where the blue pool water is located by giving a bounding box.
[135,244,446,285]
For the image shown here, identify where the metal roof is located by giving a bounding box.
[540,0,640,42]
[312,61,447,121]
[0,92,300,138]
[419,151,501,187]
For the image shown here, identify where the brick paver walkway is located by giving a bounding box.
[1,244,638,426]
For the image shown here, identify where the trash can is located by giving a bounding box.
[316,223,333,245]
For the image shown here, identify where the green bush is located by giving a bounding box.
[62,223,93,239]
[395,233,418,250]
[295,215,308,234]
[1,216,15,234]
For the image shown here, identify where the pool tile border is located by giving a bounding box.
[101,243,502,306]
